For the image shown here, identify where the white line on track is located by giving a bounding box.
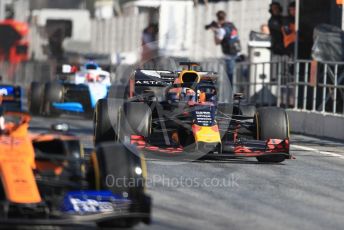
[293,144,344,160]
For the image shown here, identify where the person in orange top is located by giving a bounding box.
[282,2,296,57]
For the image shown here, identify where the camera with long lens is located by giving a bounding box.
[205,21,219,30]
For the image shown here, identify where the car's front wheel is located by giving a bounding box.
[255,107,290,163]
[89,143,151,228]
[29,82,44,115]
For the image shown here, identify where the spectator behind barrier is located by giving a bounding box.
[141,23,159,67]
[206,10,241,86]
[282,1,296,57]
[268,2,286,55]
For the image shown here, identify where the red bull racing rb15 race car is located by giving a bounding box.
[0,112,151,228]
[94,62,291,163]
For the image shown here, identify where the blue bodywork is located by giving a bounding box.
[52,83,109,113]
[53,102,85,113]
[61,190,130,214]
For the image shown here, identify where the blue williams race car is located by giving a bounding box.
[28,62,111,118]
[0,84,22,111]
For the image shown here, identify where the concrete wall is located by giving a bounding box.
[288,110,344,140]
[90,13,148,55]
[0,0,29,21]
[0,0,11,20]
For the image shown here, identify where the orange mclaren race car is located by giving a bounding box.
[94,62,290,163]
[0,112,151,228]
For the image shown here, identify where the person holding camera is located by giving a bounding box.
[206,11,241,85]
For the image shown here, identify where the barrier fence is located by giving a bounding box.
[234,59,344,116]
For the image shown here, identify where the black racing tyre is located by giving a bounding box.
[118,102,152,141]
[91,143,151,228]
[94,99,121,145]
[43,82,63,117]
[29,82,44,115]
[255,107,290,163]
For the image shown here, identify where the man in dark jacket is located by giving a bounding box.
[268,2,285,55]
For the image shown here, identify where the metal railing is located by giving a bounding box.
[234,59,344,116]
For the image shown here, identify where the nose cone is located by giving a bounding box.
[192,124,221,144]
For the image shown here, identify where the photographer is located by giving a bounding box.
[206,11,241,85]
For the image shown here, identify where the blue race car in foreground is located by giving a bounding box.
[29,62,111,118]
[0,84,22,111]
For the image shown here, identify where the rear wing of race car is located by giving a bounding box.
[132,69,219,87]
[56,63,112,83]
[0,85,22,112]
[56,63,112,75]
[133,70,177,87]
[130,69,219,99]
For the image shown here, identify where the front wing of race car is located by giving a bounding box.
[130,134,290,158]
[221,138,291,158]
[0,85,22,111]
[0,190,151,226]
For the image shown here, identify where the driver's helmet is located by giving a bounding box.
[85,61,100,70]
[86,72,100,83]
[181,88,196,101]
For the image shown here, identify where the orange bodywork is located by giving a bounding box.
[281,23,296,48]
[0,112,41,204]
[0,19,29,64]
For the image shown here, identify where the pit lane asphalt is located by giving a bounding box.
[6,114,344,230]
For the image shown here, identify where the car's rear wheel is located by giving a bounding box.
[90,143,151,228]
[43,82,63,117]
[29,82,44,115]
[255,107,289,163]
